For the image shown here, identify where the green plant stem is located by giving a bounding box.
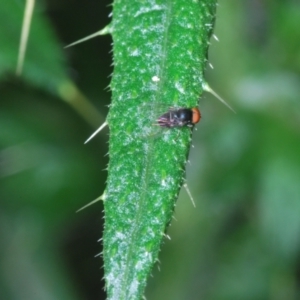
[103,1,217,299]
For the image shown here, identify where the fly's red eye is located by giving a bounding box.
[191,108,201,124]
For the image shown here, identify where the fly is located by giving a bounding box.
[157,107,201,128]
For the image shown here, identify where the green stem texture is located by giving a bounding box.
[104,1,217,299]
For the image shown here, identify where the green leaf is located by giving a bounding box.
[0,0,68,91]
[104,0,217,299]
[0,0,104,127]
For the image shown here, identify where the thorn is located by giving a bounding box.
[64,25,112,48]
[202,82,236,113]
[163,233,171,240]
[209,62,214,69]
[213,34,219,42]
[16,0,35,75]
[85,121,108,144]
[183,183,196,208]
[76,192,106,212]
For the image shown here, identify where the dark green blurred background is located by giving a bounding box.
[1,1,300,299]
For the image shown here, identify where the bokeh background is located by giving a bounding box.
[1,1,300,299]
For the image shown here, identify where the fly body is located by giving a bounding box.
[157,107,201,128]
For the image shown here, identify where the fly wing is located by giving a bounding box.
[137,102,172,137]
